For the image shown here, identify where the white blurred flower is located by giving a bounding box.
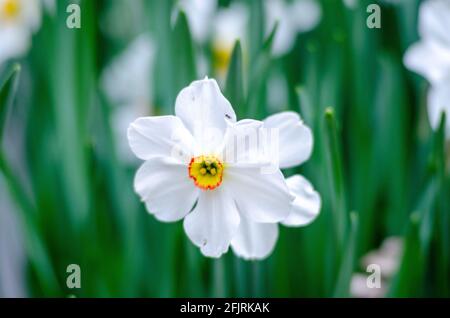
[127,78,320,259]
[342,0,358,9]
[404,0,450,138]
[350,237,403,298]
[212,2,249,77]
[264,0,321,56]
[0,0,42,65]
[350,273,387,298]
[101,34,156,162]
[178,1,248,78]
[42,0,55,14]
[361,237,403,280]
[177,0,217,44]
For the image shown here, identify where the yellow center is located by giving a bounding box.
[2,0,20,19]
[188,155,224,190]
[213,43,232,75]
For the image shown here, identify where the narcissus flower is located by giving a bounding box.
[128,78,320,259]
[0,0,42,65]
[404,0,450,138]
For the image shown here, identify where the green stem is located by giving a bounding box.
[324,107,347,251]
[0,151,59,295]
[212,258,226,297]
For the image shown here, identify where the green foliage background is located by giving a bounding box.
[0,0,449,297]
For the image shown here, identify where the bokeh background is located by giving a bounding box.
[0,0,449,297]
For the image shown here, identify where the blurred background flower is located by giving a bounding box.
[0,0,42,65]
[264,0,321,56]
[350,237,402,298]
[404,0,450,138]
[101,33,156,162]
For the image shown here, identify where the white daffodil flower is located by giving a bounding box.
[0,0,43,66]
[231,111,320,260]
[101,34,156,162]
[404,0,450,137]
[128,78,320,259]
[264,0,321,57]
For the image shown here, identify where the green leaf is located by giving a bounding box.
[434,112,446,178]
[296,86,314,126]
[333,212,358,297]
[0,63,59,294]
[172,10,197,94]
[247,23,278,118]
[388,212,425,297]
[0,63,21,142]
[324,107,347,250]
[51,2,91,228]
[261,21,278,53]
[225,41,245,119]
[212,258,227,297]
[417,180,439,252]
[434,113,449,295]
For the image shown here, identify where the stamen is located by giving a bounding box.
[188,155,224,190]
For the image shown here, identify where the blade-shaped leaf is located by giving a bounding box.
[225,41,245,119]
[0,63,21,142]
[333,212,358,297]
[324,107,347,250]
[388,213,424,297]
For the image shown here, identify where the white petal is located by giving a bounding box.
[428,79,450,138]
[225,165,293,223]
[127,115,194,162]
[0,27,31,65]
[222,119,266,165]
[134,157,198,222]
[231,217,278,260]
[404,40,450,85]
[263,111,313,169]
[183,187,240,258]
[418,0,450,46]
[281,175,321,227]
[175,78,236,154]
